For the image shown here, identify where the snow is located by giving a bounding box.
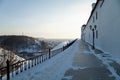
[88,45,120,80]
[94,53,120,80]
[5,40,78,80]
[0,48,24,66]
[2,40,120,80]
[0,48,4,64]
[18,48,37,53]
[63,76,72,80]
[52,41,69,51]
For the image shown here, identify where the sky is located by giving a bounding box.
[0,0,96,39]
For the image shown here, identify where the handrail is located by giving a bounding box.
[0,39,77,80]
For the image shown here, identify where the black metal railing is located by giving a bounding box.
[0,39,77,80]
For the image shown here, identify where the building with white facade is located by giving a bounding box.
[81,0,120,60]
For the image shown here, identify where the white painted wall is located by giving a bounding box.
[82,0,120,59]
[99,0,120,58]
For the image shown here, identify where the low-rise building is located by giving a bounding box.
[81,0,120,60]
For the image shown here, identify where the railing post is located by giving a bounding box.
[0,69,2,80]
[28,60,30,69]
[37,56,39,64]
[16,63,18,75]
[24,61,27,70]
[20,62,23,72]
[42,55,43,62]
[32,59,33,67]
[43,55,45,61]
[35,58,36,66]
[6,60,10,80]
[49,49,51,59]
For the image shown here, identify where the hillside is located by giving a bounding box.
[0,35,49,59]
[0,35,47,52]
[0,35,69,59]
[0,47,24,68]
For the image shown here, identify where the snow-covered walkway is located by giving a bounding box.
[7,40,120,80]
[9,40,78,80]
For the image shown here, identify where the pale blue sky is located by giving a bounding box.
[0,0,96,39]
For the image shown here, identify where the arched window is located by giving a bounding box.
[96,30,98,39]
[94,25,97,30]
[89,25,92,30]
[93,16,95,23]
[96,12,98,20]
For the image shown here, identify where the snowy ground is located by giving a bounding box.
[52,41,70,51]
[7,40,76,80]
[3,40,120,80]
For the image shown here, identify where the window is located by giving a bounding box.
[89,25,92,30]
[93,17,94,23]
[94,25,97,30]
[96,12,98,20]
[96,30,98,39]
[100,0,104,8]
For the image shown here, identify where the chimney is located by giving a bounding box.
[92,3,96,9]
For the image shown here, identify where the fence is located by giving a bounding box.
[0,39,77,80]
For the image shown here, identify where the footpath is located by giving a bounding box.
[62,40,118,80]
